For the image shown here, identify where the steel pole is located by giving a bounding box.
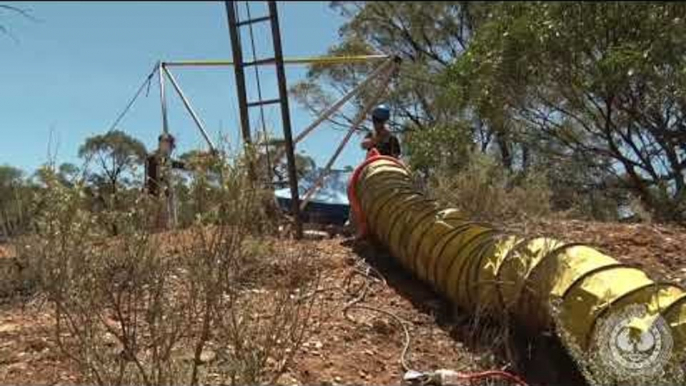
[161,55,389,67]
[269,0,302,239]
[293,57,395,144]
[162,65,216,152]
[225,1,252,145]
[158,62,169,135]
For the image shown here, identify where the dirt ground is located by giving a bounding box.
[1,220,685,386]
[507,219,686,285]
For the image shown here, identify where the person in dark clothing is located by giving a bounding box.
[361,104,401,158]
[349,105,401,239]
[145,133,186,197]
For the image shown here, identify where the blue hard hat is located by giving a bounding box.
[371,104,390,122]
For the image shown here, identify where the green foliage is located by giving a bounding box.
[535,149,623,221]
[0,164,22,185]
[0,165,33,239]
[252,137,317,184]
[57,162,79,187]
[78,130,147,194]
[447,2,686,222]
[404,124,472,177]
[292,2,480,134]
[172,144,279,233]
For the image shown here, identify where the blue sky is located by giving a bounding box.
[1,1,369,175]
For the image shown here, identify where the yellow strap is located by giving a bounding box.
[162,54,389,67]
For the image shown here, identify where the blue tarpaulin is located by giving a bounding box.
[274,168,351,225]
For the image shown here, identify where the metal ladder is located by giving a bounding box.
[225,0,303,239]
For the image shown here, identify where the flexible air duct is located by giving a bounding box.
[348,152,685,385]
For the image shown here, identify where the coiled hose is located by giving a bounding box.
[348,151,685,384]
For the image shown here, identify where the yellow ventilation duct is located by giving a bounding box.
[348,153,685,384]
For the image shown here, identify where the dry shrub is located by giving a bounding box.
[430,151,552,223]
[210,244,319,385]
[17,152,319,386]
[626,193,654,223]
[0,245,33,301]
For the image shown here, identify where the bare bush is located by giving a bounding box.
[429,151,552,223]
[210,243,319,385]
[17,152,319,386]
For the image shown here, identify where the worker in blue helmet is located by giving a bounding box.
[361,104,401,158]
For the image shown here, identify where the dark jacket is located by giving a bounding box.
[365,131,401,158]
